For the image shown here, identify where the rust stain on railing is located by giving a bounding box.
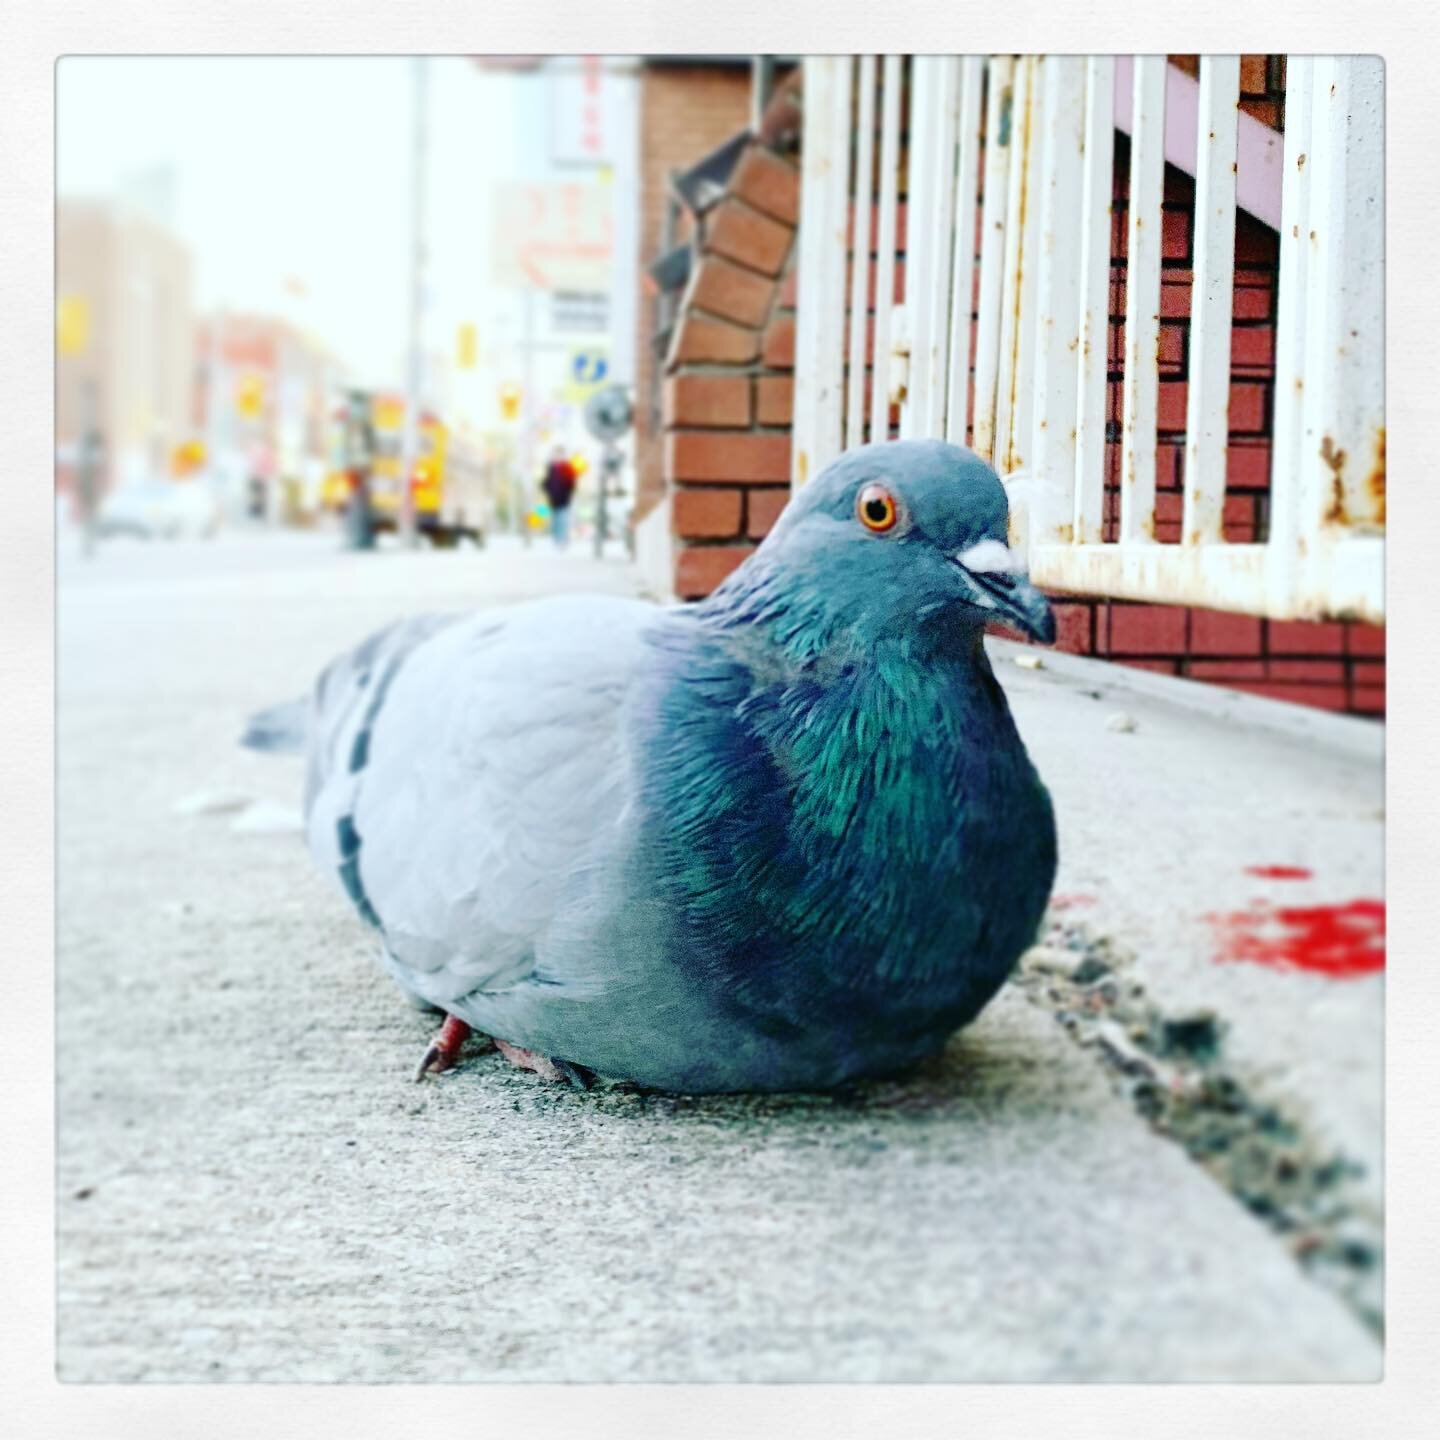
[1319,426,1386,532]
[1320,434,1349,526]
[1367,426,1385,526]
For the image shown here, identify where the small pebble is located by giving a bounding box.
[1022,944,1077,975]
[173,789,251,817]
[1160,1010,1223,1060]
[1014,653,1044,670]
[1105,712,1138,733]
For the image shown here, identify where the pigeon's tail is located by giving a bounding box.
[240,698,309,755]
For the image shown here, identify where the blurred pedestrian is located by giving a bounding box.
[73,376,104,559]
[541,446,577,550]
[74,417,105,560]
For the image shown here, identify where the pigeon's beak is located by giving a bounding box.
[952,541,1056,644]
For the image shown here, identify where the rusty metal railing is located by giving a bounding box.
[792,55,1384,624]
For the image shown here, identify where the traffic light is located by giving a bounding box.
[57,295,90,357]
[457,323,478,370]
[499,384,522,422]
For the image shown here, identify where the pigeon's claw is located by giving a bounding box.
[551,1058,597,1092]
[494,1038,595,1090]
[413,1014,474,1082]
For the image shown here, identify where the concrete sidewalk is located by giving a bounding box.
[56,532,1382,1381]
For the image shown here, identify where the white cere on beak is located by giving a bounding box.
[956,539,1019,574]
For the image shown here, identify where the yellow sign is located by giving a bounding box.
[172,439,207,476]
[456,323,478,370]
[372,395,404,431]
[57,295,90,357]
[236,372,266,419]
[498,384,522,422]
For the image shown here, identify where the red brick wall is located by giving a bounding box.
[634,65,752,521]
[661,77,802,598]
[657,59,1384,717]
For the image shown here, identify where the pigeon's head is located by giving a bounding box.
[736,439,1054,651]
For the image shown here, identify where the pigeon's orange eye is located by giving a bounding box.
[856,482,899,533]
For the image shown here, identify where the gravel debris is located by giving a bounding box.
[1017,919,1383,1336]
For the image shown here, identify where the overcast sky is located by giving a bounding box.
[57,56,515,385]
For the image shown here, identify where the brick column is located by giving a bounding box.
[662,90,801,599]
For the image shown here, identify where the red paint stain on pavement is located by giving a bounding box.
[1244,864,1315,881]
[1206,899,1385,978]
[1050,893,1097,911]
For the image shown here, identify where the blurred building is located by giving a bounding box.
[466,56,643,533]
[56,197,195,501]
[193,312,349,518]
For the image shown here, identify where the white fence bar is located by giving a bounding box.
[971,56,1016,463]
[945,56,985,444]
[1304,57,1385,534]
[993,55,1040,475]
[1295,55,1385,619]
[1118,55,1167,542]
[898,58,936,439]
[791,56,852,488]
[1028,55,1087,545]
[1029,539,1268,603]
[868,55,904,443]
[920,59,962,437]
[845,56,877,449]
[1182,55,1240,547]
[791,52,1384,623]
[1073,56,1115,544]
[1266,56,1315,611]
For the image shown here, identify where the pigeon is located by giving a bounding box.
[243,439,1058,1093]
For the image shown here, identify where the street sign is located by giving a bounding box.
[552,55,613,166]
[572,352,608,385]
[491,182,613,292]
[562,351,609,405]
[584,384,633,442]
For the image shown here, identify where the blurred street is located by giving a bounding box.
[56,533,1382,1382]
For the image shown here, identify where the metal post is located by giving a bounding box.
[750,55,776,133]
[399,56,429,548]
[520,289,536,544]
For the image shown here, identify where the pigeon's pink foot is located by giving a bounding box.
[494,1038,595,1090]
[414,1014,474,1081]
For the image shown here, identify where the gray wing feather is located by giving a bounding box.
[301,611,463,879]
[306,595,659,1007]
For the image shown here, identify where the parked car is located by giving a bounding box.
[95,479,221,540]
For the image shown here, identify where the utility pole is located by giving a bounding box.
[205,309,228,519]
[399,56,430,548]
[520,288,536,543]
